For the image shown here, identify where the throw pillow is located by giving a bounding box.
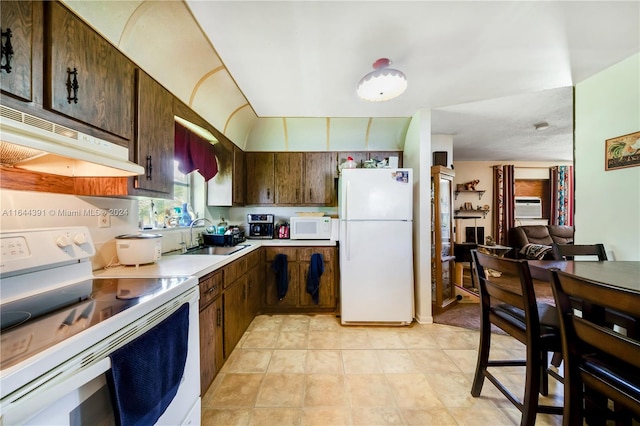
[520,243,552,260]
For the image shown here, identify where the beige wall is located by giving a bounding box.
[451,161,572,243]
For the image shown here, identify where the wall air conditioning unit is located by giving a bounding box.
[514,197,543,219]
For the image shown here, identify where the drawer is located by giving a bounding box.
[223,257,247,288]
[245,248,264,269]
[298,247,334,262]
[265,247,297,262]
[199,270,222,308]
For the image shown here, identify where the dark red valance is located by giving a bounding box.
[174,122,218,181]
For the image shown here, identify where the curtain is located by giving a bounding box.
[550,165,574,226]
[492,165,515,246]
[174,122,218,180]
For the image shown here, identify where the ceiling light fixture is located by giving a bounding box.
[534,121,549,130]
[357,58,407,102]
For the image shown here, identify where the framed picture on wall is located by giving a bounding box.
[605,131,640,171]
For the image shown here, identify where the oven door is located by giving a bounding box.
[1,287,200,426]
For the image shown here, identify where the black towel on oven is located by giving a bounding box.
[306,253,324,304]
[271,253,289,300]
[107,303,189,426]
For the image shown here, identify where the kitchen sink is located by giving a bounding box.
[182,244,249,256]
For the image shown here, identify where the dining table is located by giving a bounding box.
[527,260,640,292]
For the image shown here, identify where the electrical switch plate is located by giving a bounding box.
[98,211,111,228]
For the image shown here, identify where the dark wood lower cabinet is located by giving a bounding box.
[198,270,223,395]
[223,275,248,357]
[199,246,336,389]
[199,297,222,395]
[263,246,337,313]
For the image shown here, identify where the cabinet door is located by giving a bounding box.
[223,276,248,357]
[0,1,33,101]
[264,247,299,308]
[275,152,303,204]
[299,248,336,308]
[245,152,275,204]
[304,152,337,205]
[264,262,299,307]
[133,69,174,195]
[246,264,263,322]
[47,2,133,140]
[232,146,245,205]
[199,296,223,395]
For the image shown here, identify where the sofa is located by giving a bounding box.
[509,225,574,259]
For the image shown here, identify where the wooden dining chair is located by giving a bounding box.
[551,243,607,261]
[470,250,563,426]
[550,269,640,426]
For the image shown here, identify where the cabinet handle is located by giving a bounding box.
[309,188,312,199]
[1,28,13,73]
[216,308,222,327]
[267,188,270,200]
[146,155,153,180]
[66,68,79,104]
[206,284,218,294]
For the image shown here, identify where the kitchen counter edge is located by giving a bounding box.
[93,239,337,279]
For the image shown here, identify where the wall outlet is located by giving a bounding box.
[98,210,111,228]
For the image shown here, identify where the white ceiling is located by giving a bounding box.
[63,1,639,162]
[186,0,639,161]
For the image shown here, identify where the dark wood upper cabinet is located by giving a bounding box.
[245,152,275,204]
[304,152,337,205]
[46,2,133,141]
[0,1,34,102]
[275,152,303,204]
[132,69,174,196]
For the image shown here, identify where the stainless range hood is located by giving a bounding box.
[0,106,144,177]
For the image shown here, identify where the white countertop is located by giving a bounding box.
[94,239,337,279]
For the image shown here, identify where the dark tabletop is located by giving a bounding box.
[527,260,640,292]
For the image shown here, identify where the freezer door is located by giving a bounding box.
[339,220,414,324]
[339,169,412,221]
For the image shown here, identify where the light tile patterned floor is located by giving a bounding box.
[201,314,564,425]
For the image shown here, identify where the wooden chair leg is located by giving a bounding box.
[550,352,562,368]
[471,314,491,397]
[539,351,549,396]
[522,346,542,426]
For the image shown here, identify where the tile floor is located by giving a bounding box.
[201,314,564,425]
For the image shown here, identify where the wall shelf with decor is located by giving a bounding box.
[454,190,485,200]
[454,208,490,218]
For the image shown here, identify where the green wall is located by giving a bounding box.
[575,53,640,260]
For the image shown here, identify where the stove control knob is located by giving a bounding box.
[56,234,72,248]
[73,233,87,246]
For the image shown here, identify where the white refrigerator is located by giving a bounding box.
[338,168,414,325]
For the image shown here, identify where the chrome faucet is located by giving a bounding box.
[189,217,214,248]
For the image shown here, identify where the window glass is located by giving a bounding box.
[138,161,203,229]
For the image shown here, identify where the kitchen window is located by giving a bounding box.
[138,161,205,229]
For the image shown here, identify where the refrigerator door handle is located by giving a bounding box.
[346,221,350,261]
[344,179,349,221]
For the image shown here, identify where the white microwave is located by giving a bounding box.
[290,216,332,240]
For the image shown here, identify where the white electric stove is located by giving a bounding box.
[0,226,200,425]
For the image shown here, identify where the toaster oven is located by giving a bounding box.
[247,214,274,239]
